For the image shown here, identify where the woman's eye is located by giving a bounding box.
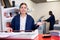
[20,6,22,8]
[21,7,27,9]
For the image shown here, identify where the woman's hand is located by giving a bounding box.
[36,21,46,26]
[36,22,43,26]
[6,27,13,32]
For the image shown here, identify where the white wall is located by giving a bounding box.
[11,0,33,8]
[0,1,1,31]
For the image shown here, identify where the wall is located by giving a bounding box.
[0,1,1,31]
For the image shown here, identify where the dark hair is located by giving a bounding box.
[19,3,27,8]
[49,11,53,15]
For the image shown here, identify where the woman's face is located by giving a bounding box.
[19,5,27,14]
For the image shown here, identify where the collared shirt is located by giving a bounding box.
[20,15,27,31]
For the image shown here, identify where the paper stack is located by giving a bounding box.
[50,30,60,36]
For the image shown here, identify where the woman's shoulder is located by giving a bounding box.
[13,14,20,19]
[27,14,34,20]
[15,14,20,17]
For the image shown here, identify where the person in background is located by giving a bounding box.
[7,3,42,32]
[45,11,55,30]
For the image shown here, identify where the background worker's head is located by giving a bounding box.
[49,11,53,16]
[19,3,28,14]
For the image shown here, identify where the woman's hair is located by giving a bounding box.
[19,3,27,8]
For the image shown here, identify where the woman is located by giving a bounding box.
[7,3,41,32]
[45,11,55,30]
